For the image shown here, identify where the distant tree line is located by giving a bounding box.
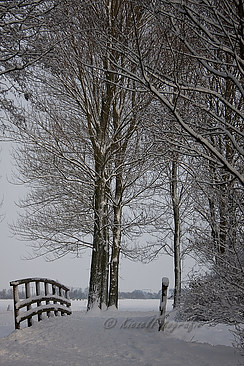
[119,290,160,300]
[0,287,174,300]
[69,288,163,300]
[69,288,175,300]
[0,288,25,299]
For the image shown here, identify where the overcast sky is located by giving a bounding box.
[0,141,195,293]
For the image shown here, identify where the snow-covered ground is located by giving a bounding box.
[0,299,242,365]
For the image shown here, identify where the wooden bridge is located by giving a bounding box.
[10,277,72,329]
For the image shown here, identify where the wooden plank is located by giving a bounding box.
[16,294,71,310]
[10,278,70,291]
[17,304,72,323]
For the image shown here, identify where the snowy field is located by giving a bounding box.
[0,299,242,365]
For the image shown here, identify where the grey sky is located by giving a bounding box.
[0,141,192,293]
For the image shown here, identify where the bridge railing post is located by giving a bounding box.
[25,281,32,327]
[12,283,20,330]
[44,281,51,318]
[36,281,42,321]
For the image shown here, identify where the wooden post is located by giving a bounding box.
[158,277,169,331]
[64,290,71,307]
[12,284,20,330]
[52,285,58,316]
[25,282,32,327]
[36,281,42,322]
[65,289,71,311]
[45,282,51,317]
[59,287,64,316]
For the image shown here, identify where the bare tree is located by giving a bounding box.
[0,1,55,232]
[0,0,57,218]
[0,0,57,97]
[105,0,244,185]
[98,0,244,311]
[10,0,156,310]
[8,0,243,315]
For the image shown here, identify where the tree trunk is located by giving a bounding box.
[171,159,181,308]
[87,163,109,310]
[108,136,123,308]
[108,201,122,308]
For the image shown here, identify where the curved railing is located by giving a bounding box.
[10,277,72,329]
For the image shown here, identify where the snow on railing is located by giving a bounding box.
[10,277,72,329]
[158,277,169,331]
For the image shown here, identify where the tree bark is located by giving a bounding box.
[171,159,181,308]
[87,162,109,310]
[108,175,122,308]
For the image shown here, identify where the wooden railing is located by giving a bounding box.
[10,278,72,329]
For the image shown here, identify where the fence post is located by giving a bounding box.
[52,285,58,316]
[36,281,42,321]
[12,284,20,330]
[65,289,71,311]
[45,281,51,318]
[59,286,64,316]
[25,282,32,327]
[158,277,169,331]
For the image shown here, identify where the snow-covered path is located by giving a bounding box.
[0,305,242,366]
